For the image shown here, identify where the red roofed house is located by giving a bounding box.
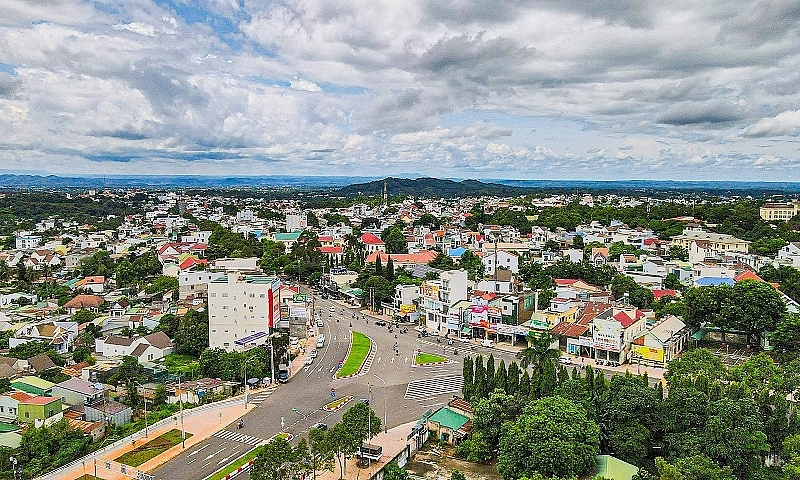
[591,247,610,266]
[319,246,344,263]
[592,306,648,364]
[365,250,438,269]
[359,233,385,254]
[651,289,678,300]
[75,276,105,294]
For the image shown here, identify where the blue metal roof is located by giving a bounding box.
[694,277,735,287]
[234,331,269,345]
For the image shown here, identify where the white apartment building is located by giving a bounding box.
[285,213,308,232]
[208,272,282,351]
[419,269,468,336]
[481,249,519,276]
[178,271,215,301]
[16,232,42,250]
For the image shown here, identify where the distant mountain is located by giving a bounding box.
[335,177,532,198]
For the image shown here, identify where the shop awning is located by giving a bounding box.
[461,327,471,335]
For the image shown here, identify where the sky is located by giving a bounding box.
[1,0,800,181]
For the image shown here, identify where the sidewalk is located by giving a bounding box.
[40,392,261,480]
[317,421,417,480]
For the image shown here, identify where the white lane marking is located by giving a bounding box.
[187,444,211,457]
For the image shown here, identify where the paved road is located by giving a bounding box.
[152,293,656,480]
[152,296,471,480]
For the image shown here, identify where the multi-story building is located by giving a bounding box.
[208,272,281,351]
[285,212,308,232]
[671,228,750,262]
[760,202,800,222]
[15,232,42,250]
[419,269,468,335]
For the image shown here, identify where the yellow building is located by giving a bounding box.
[760,202,800,222]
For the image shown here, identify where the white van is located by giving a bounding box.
[480,339,494,348]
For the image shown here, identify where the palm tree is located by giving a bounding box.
[516,331,561,397]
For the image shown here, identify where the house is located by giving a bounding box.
[11,376,55,396]
[482,249,519,276]
[425,397,473,445]
[74,276,106,294]
[108,299,130,318]
[359,233,386,254]
[85,399,132,426]
[95,331,174,361]
[594,455,640,480]
[169,378,237,404]
[592,307,648,364]
[475,269,516,294]
[63,294,105,315]
[0,357,27,378]
[9,321,78,354]
[18,395,62,427]
[591,247,610,266]
[52,377,104,407]
[26,353,56,373]
[630,315,690,368]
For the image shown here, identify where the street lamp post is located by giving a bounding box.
[178,375,185,448]
[243,356,257,410]
[9,455,17,480]
[134,381,148,438]
[367,383,372,468]
[373,374,388,433]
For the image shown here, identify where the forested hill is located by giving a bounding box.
[335,177,532,198]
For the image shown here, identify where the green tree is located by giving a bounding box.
[729,280,786,344]
[663,273,683,291]
[773,313,800,362]
[472,389,520,454]
[342,402,382,446]
[0,378,11,394]
[328,422,357,480]
[384,461,410,480]
[668,245,689,261]
[462,356,474,401]
[157,313,180,338]
[655,455,736,480]
[145,275,179,295]
[71,345,92,363]
[497,396,600,480]
[153,384,168,406]
[451,470,467,480]
[428,252,456,270]
[251,437,297,480]
[381,226,408,254]
[458,250,485,280]
[516,332,560,398]
[71,309,98,325]
[308,426,334,480]
[175,309,209,356]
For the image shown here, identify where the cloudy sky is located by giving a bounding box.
[1,0,800,181]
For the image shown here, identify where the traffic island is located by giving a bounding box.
[114,429,193,467]
[268,432,294,443]
[413,352,448,366]
[335,331,373,378]
[323,395,354,412]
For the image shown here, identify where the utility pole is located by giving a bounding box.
[374,374,387,433]
[367,383,372,468]
[178,375,185,448]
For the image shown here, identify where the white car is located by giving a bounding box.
[290,336,299,346]
[305,356,313,365]
[329,306,336,313]
[316,320,324,328]
[310,349,318,358]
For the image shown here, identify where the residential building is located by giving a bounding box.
[85,399,131,427]
[631,315,691,368]
[16,233,42,250]
[285,213,308,232]
[481,249,519,276]
[359,233,386,255]
[18,395,62,427]
[11,376,55,396]
[208,272,281,351]
[672,228,750,261]
[592,307,648,364]
[760,202,800,222]
[419,269,468,335]
[425,397,473,445]
[51,377,104,407]
[95,331,174,361]
[178,271,215,301]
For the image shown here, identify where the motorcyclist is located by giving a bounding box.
[238,419,243,429]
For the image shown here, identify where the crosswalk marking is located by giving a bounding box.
[249,387,276,404]
[404,375,463,400]
[213,430,263,446]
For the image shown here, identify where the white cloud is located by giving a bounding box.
[743,110,800,137]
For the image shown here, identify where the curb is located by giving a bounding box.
[322,395,354,412]
[334,331,375,379]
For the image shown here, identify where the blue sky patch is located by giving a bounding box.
[0,63,16,76]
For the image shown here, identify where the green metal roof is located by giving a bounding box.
[12,376,55,390]
[0,422,20,433]
[274,230,303,241]
[427,407,469,431]
[595,455,639,480]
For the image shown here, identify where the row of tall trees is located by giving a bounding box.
[458,344,800,480]
[250,402,381,480]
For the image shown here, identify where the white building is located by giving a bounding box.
[16,233,42,250]
[286,213,308,232]
[419,269,469,336]
[208,272,282,351]
[178,271,215,301]
[482,249,519,276]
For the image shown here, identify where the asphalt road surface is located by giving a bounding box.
[152,293,641,480]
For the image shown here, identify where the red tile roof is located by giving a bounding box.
[320,246,343,254]
[652,289,677,300]
[360,233,384,245]
[612,309,645,328]
[734,270,763,283]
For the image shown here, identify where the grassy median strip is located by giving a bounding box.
[415,352,447,365]
[336,331,371,378]
[114,429,192,467]
[207,446,263,480]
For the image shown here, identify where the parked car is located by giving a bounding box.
[559,356,572,364]
[359,398,370,405]
[317,319,324,327]
[329,306,336,312]
[290,336,299,346]
[317,338,325,348]
[375,320,386,326]
[480,339,494,348]
[310,349,318,358]
[305,356,313,365]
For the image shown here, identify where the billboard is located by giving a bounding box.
[400,304,417,314]
[633,345,664,362]
[593,318,622,352]
[292,293,307,302]
[471,304,488,323]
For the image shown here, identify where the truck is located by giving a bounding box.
[277,364,289,383]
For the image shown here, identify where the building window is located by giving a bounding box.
[25,412,29,418]
[210,293,216,297]
[222,293,228,297]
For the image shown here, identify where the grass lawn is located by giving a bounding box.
[415,352,447,365]
[114,429,193,467]
[74,476,101,480]
[207,446,263,480]
[336,331,371,378]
